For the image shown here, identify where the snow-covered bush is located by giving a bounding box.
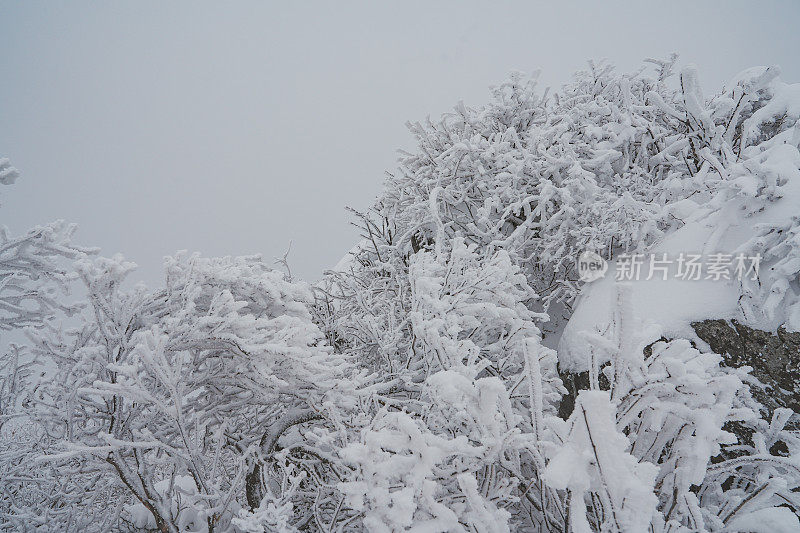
[4,57,800,531]
[0,159,91,440]
[0,161,99,531]
[17,254,360,532]
[370,59,693,313]
[316,58,800,531]
[336,238,563,531]
[568,285,800,531]
[545,390,659,533]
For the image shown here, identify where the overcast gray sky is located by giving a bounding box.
[2,1,799,284]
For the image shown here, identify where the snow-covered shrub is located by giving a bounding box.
[545,390,659,533]
[333,238,567,531]
[232,457,305,533]
[0,161,99,531]
[369,59,694,313]
[339,401,514,532]
[565,285,800,531]
[22,254,360,532]
[0,220,89,333]
[318,58,800,531]
[0,157,92,333]
[5,57,800,532]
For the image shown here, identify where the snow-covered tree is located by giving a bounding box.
[317,58,800,531]
[0,161,99,531]
[0,158,91,432]
[337,237,563,531]
[13,254,359,531]
[5,56,800,532]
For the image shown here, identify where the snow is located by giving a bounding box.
[0,158,19,185]
[330,239,369,273]
[559,141,800,372]
[6,61,800,533]
[544,390,659,532]
[126,476,208,531]
[725,506,800,533]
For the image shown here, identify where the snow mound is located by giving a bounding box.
[559,142,800,372]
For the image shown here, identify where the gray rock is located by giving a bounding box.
[557,321,800,425]
[692,319,800,422]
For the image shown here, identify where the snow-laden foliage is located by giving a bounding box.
[0,161,97,530]
[3,254,361,531]
[337,238,563,531]
[366,58,800,332]
[0,158,91,333]
[544,390,659,533]
[233,458,306,533]
[4,59,800,532]
[371,60,687,312]
[0,220,89,333]
[570,285,800,531]
[313,58,800,531]
[738,212,800,331]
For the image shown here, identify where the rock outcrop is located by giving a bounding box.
[692,319,800,424]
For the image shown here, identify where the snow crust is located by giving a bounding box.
[559,142,800,372]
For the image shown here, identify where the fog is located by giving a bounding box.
[2,1,798,283]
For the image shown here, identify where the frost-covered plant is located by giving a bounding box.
[339,391,515,532]
[335,238,567,531]
[737,214,800,330]
[0,220,88,333]
[0,160,97,531]
[566,285,800,532]
[545,390,659,533]
[369,59,694,312]
[0,158,92,334]
[311,58,800,531]
[5,57,800,532]
[0,158,91,437]
[24,254,359,532]
[233,457,305,533]
[362,58,800,323]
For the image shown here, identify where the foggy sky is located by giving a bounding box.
[2,1,799,284]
